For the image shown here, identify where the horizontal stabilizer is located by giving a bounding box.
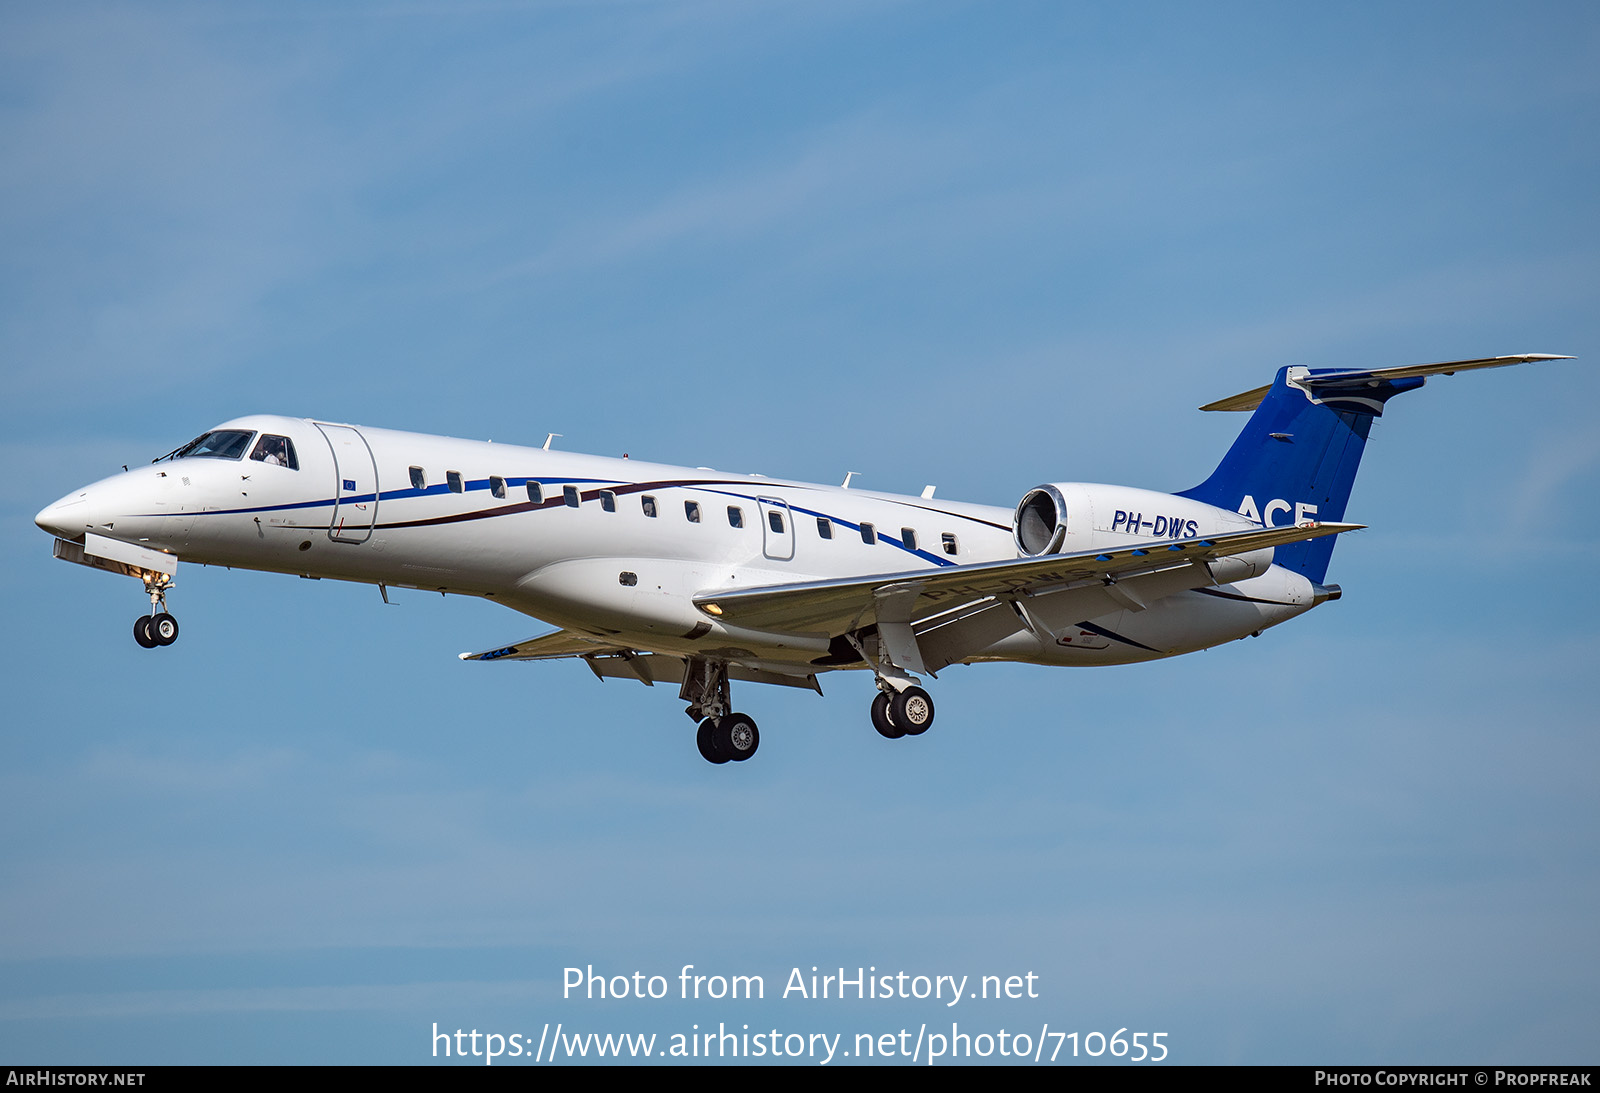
[1200,354,1573,412]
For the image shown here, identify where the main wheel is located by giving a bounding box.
[871,692,903,739]
[891,686,934,735]
[719,713,760,761]
[696,718,730,764]
[133,615,157,649]
[150,612,179,646]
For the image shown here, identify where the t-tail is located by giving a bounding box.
[1177,354,1573,584]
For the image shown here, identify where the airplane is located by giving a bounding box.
[34,353,1572,765]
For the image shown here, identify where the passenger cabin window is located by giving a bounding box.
[600,490,617,512]
[564,486,580,508]
[641,495,658,517]
[249,435,298,470]
[942,533,959,556]
[817,517,832,539]
[860,522,877,545]
[171,430,253,461]
[410,466,427,490]
[526,482,543,504]
[901,528,917,551]
[490,476,506,499]
[447,471,464,494]
[685,501,701,523]
[769,510,786,534]
[727,506,744,528]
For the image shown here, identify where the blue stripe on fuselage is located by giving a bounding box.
[135,475,974,569]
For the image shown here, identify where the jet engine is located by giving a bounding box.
[1013,484,1070,556]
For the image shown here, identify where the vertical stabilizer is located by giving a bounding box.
[1178,354,1571,582]
[1177,366,1422,583]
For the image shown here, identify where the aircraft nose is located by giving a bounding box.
[36,493,89,539]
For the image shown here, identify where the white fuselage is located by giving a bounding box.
[36,415,1320,673]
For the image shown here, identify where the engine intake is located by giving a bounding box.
[1014,485,1069,556]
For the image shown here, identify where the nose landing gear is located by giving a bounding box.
[133,577,179,649]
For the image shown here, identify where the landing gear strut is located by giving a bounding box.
[134,576,179,649]
[682,658,760,764]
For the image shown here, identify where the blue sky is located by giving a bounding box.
[2,0,1597,1065]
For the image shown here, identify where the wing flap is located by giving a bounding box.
[694,521,1361,634]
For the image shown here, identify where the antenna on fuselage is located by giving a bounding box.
[841,471,860,488]
[921,485,936,499]
[543,433,562,451]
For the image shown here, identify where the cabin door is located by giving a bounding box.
[314,423,380,543]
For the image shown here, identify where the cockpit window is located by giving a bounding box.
[169,430,255,461]
[249,435,298,470]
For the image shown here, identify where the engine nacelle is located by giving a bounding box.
[1014,481,1272,573]
[1014,484,1071,556]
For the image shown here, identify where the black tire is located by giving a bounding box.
[133,615,157,649]
[871,692,903,739]
[891,686,934,735]
[720,713,759,762]
[696,718,730,764]
[150,612,179,646]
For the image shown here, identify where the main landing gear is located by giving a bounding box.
[841,630,936,743]
[696,713,760,765]
[870,685,935,740]
[132,577,180,649]
[683,658,760,765]
[676,656,937,763]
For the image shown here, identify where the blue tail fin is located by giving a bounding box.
[1177,355,1570,582]
[1177,366,1424,583]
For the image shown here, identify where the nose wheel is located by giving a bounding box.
[133,580,179,649]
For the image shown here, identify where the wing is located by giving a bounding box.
[693,521,1361,635]
[459,628,633,662]
[458,628,823,692]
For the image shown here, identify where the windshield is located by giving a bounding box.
[165,430,256,461]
